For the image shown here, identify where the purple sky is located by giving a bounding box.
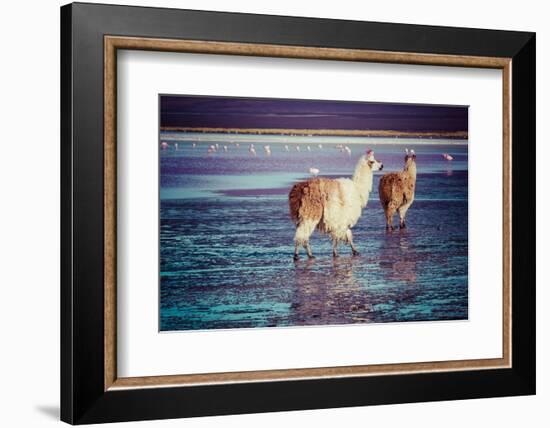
[160,95,468,132]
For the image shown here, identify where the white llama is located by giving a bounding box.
[288,150,383,260]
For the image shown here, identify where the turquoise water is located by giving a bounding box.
[159,135,468,331]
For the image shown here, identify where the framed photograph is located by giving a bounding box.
[61,2,535,424]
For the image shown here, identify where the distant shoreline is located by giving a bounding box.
[160,127,467,140]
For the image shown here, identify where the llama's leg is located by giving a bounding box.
[332,238,339,258]
[346,229,359,256]
[398,201,413,229]
[294,219,318,260]
[293,241,300,261]
[304,241,315,259]
[385,204,397,231]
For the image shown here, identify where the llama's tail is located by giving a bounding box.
[289,181,307,224]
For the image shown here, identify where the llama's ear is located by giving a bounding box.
[366,149,374,161]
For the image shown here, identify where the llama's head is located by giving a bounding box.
[363,149,383,171]
[404,148,417,168]
[403,149,417,178]
[353,150,383,194]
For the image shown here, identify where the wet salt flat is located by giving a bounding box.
[159,134,468,331]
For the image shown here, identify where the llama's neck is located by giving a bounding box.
[404,163,417,182]
[352,162,373,208]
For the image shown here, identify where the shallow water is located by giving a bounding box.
[159,135,468,331]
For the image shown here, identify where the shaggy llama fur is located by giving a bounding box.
[289,153,383,259]
[378,151,417,230]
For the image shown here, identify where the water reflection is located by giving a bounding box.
[378,230,418,283]
[290,256,373,325]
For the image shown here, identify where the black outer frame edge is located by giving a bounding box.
[60,2,536,424]
[79,370,534,424]
[510,34,536,391]
[60,4,74,425]
[70,1,533,57]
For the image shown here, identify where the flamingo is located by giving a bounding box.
[223,145,228,152]
[249,144,257,156]
[296,145,301,152]
[344,146,352,156]
[192,142,196,148]
[264,145,271,156]
[442,153,454,161]
[161,141,169,150]
[207,145,216,154]
[318,144,323,149]
[309,167,320,176]
[174,143,178,151]
[284,145,289,152]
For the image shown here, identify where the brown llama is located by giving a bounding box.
[378,149,417,230]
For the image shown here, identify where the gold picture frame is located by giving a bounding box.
[103,36,512,391]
